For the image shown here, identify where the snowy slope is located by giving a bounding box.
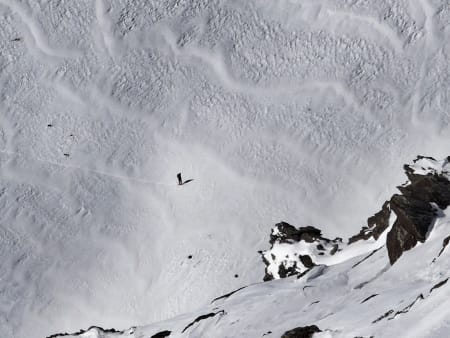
[1,0,450,337]
[48,156,450,337]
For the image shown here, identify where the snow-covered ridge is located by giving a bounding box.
[263,155,450,280]
[48,156,450,337]
[405,156,450,179]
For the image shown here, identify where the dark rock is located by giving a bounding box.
[388,294,424,320]
[181,310,225,333]
[211,286,247,303]
[151,330,171,338]
[349,201,391,244]
[350,156,450,265]
[361,294,378,304]
[437,235,450,257]
[277,261,299,279]
[262,222,341,280]
[46,326,126,338]
[281,325,321,338]
[351,247,384,269]
[386,194,436,264]
[299,255,315,268]
[372,309,394,323]
[269,222,322,245]
[430,278,448,293]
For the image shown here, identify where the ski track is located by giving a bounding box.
[0,149,176,188]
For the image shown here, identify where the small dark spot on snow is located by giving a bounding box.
[11,37,21,42]
[47,124,53,127]
[63,153,70,157]
[234,274,239,278]
[262,331,272,336]
[187,255,193,259]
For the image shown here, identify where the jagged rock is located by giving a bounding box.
[386,194,436,264]
[349,201,391,244]
[280,325,321,338]
[261,222,342,280]
[269,222,323,245]
[46,326,130,338]
[350,156,450,264]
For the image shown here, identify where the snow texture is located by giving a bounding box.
[0,0,450,337]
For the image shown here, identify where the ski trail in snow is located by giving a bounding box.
[0,0,81,59]
[95,0,116,59]
[176,45,364,111]
[0,149,177,188]
[411,0,439,118]
[323,9,404,54]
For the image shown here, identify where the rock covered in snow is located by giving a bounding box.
[46,326,135,338]
[261,222,342,281]
[264,156,450,279]
[280,325,321,338]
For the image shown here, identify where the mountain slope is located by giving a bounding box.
[1,1,450,337]
[48,158,450,337]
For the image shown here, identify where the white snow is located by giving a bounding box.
[408,156,450,178]
[0,0,449,337]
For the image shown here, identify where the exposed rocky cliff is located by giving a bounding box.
[263,156,450,277]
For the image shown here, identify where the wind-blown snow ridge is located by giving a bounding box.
[48,156,450,338]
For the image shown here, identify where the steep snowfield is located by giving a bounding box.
[49,157,450,337]
[0,0,450,337]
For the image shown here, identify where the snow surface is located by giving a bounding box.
[51,209,450,337]
[0,0,450,337]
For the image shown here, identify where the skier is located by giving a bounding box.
[177,173,194,186]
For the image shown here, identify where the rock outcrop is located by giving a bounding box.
[280,325,321,338]
[352,156,450,264]
[263,156,450,278]
[261,222,342,281]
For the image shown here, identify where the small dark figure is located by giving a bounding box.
[63,153,70,157]
[47,124,53,127]
[177,172,194,186]
[187,255,193,259]
[234,274,239,278]
[11,37,21,42]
